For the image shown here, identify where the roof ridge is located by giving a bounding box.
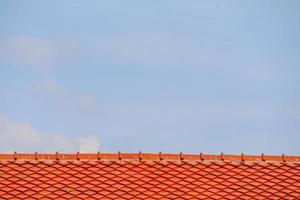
[0,152,299,162]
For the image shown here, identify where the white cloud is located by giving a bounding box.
[0,117,43,151]
[35,80,62,96]
[79,95,98,112]
[78,136,101,153]
[95,33,198,65]
[0,116,100,153]
[0,36,55,71]
[0,36,82,73]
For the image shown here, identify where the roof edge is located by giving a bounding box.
[0,152,299,163]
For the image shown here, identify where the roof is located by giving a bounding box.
[0,152,299,199]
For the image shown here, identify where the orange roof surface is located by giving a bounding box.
[0,152,299,199]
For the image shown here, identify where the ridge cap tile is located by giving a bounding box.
[1,152,299,163]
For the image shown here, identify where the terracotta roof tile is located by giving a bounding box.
[0,152,299,199]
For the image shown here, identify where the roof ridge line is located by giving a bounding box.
[0,152,299,162]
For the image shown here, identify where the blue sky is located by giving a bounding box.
[0,1,299,155]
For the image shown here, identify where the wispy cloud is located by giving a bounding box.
[35,80,62,96]
[79,95,99,113]
[0,116,100,153]
[78,136,101,153]
[0,36,80,72]
[95,33,198,66]
[0,36,55,71]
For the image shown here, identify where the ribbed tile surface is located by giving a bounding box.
[0,158,300,199]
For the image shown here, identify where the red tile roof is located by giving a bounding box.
[0,152,299,199]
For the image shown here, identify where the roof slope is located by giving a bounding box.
[0,152,299,199]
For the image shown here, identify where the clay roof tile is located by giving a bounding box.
[0,152,299,199]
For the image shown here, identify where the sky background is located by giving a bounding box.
[0,1,299,155]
